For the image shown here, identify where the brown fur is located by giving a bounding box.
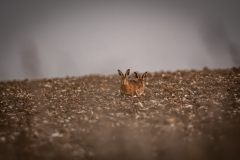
[134,72,147,96]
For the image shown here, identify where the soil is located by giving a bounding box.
[0,67,240,160]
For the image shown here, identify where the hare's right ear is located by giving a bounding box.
[118,70,124,77]
[125,69,130,77]
[134,72,139,79]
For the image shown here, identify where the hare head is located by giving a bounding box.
[134,72,147,84]
[118,69,130,85]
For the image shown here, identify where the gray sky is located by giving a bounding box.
[0,0,240,81]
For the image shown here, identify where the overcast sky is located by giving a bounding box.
[0,0,240,81]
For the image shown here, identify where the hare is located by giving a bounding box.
[134,72,147,96]
[118,69,141,97]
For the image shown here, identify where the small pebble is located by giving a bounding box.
[150,100,157,105]
[188,124,194,129]
[185,105,193,109]
[138,102,143,107]
[0,137,6,142]
[84,116,88,121]
[52,132,63,137]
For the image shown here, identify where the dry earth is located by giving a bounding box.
[0,67,240,160]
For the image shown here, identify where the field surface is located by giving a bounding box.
[0,67,240,160]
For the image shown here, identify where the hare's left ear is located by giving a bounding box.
[134,72,139,79]
[125,69,130,77]
[118,70,124,77]
[142,72,147,79]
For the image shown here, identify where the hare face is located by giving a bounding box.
[120,76,128,85]
[134,72,147,84]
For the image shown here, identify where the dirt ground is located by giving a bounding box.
[0,67,240,160]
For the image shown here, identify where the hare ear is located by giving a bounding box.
[134,72,139,79]
[142,72,147,79]
[125,69,130,77]
[118,70,124,77]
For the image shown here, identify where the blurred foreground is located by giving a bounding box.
[0,67,240,160]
